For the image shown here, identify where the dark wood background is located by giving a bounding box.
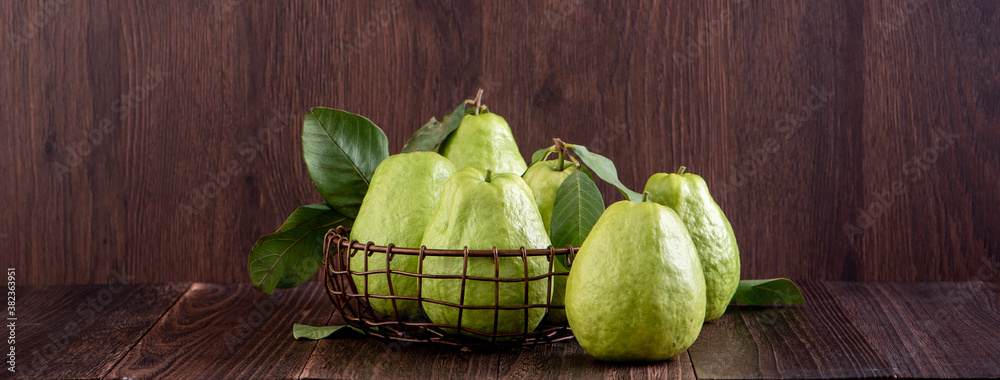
[3,0,997,286]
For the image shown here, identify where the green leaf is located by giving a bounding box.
[400,102,468,153]
[292,324,364,340]
[530,147,554,165]
[568,145,643,203]
[248,203,353,294]
[302,107,389,218]
[731,278,805,305]
[550,171,605,268]
[401,117,441,152]
[577,161,596,183]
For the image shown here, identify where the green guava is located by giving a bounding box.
[521,159,579,324]
[349,151,456,320]
[565,199,706,362]
[439,112,527,174]
[644,167,740,322]
[522,159,579,235]
[421,167,551,339]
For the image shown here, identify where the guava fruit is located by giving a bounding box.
[521,159,579,324]
[644,167,740,322]
[565,198,706,362]
[421,167,551,339]
[542,258,571,325]
[439,112,527,174]
[522,159,579,235]
[349,151,456,320]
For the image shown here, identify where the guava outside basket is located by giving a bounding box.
[322,226,577,347]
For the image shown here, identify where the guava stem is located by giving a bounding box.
[566,153,581,168]
[553,138,567,170]
[678,166,687,175]
[484,169,493,183]
[473,89,484,115]
[642,191,650,202]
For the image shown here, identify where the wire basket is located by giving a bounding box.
[322,226,577,347]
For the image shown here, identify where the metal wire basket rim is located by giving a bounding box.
[336,291,566,310]
[327,227,578,257]
[332,268,570,282]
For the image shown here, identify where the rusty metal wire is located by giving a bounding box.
[322,226,576,347]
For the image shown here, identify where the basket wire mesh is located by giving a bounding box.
[322,226,577,347]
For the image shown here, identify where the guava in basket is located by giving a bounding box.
[421,168,551,339]
[349,151,455,320]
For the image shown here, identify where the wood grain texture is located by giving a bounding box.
[301,313,500,379]
[106,282,332,379]
[4,283,189,379]
[988,281,1000,296]
[497,341,696,380]
[686,281,892,379]
[8,282,1000,378]
[2,0,998,285]
[829,281,1000,378]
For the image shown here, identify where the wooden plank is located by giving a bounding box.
[686,281,891,379]
[106,282,332,379]
[6,0,1000,288]
[497,340,695,380]
[987,281,1000,296]
[7,283,189,379]
[300,313,500,379]
[829,281,1000,378]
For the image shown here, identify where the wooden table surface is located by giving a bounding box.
[7,281,1000,379]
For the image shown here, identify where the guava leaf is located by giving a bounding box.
[400,102,468,153]
[302,107,389,218]
[292,324,364,340]
[248,203,352,294]
[580,163,597,183]
[530,147,554,165]
[568,145,643,202]
[731,278,805,305]
[550,171,605,268]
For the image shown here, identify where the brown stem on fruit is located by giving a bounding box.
[473,89,484,115]
[553,138,569,170]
